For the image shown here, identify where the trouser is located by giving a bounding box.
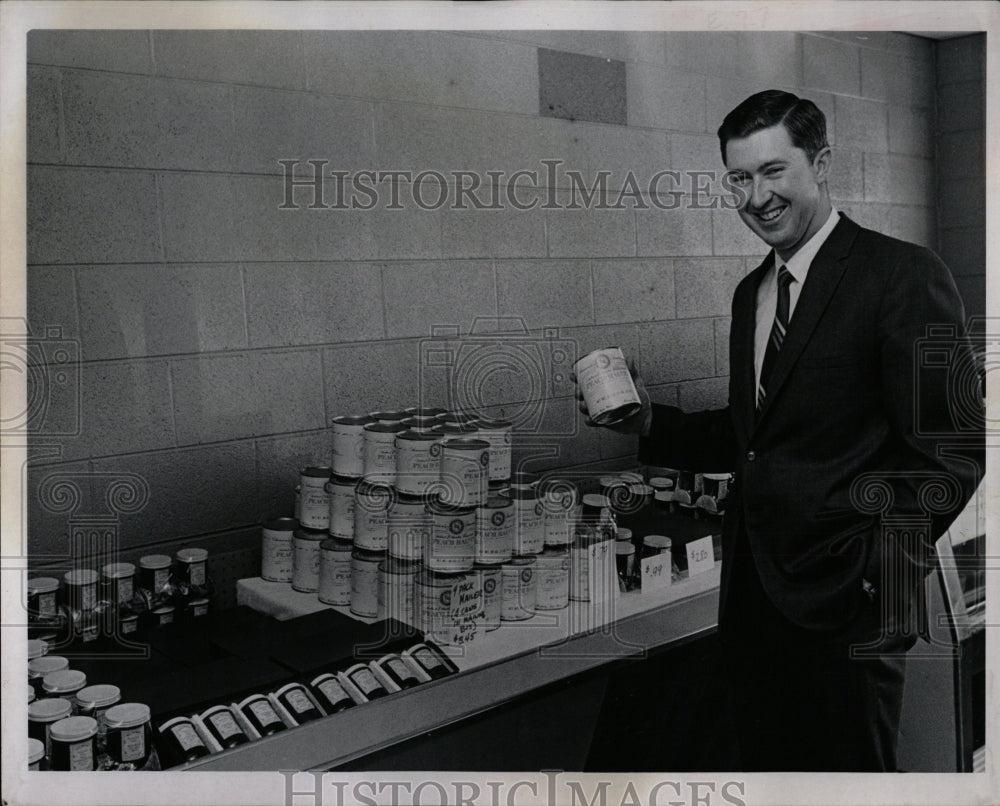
[719,532,914,772]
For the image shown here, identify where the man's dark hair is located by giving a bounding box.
[717,90,829,164]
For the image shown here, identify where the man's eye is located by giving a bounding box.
[766,167,783,177]
[729,174,750,185]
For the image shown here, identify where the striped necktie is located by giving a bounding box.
[757,265,794,410]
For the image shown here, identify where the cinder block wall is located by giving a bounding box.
[26,30,943,589]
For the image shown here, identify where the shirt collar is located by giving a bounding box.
[774,207,840,283]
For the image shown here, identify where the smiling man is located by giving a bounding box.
[578,90,983,771]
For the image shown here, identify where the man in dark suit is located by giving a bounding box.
[578,90,983,771]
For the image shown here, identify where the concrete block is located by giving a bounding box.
[735,32,803,87]
[367,198,444,260]
[519,403,602,467]
[636,199,714,257]
[887,206,936,250]
[64,359,175,461]
[670,134,725,197]
[592,259,675,325]
[803,34,860,95]
[665,32,740,76]
[839,202,892,236]
[834,95,888,151]
[937,80,984,133]
[91,442,258,546]
[27,30,152,73]
[442,197,548,259]
[559,323,642,375]
[61,71,235,171]
[939,226,985,277]
[496,259,594,330]
[170,350,325,444]
[639,318,716,385]
[861,49,934,106]
[954,274,985,319]
[27,66,61,164]
[888,105,933,157]
[675,258,743,319]
[76,264,246,360]
[151,30,305,89]
[255,430,330,520]
[26,458,96,559]
[712,208,768,258]
[487,30,666,66]
[628,64,705,133]
[231,86,373,175]
[863,153,933,206]
[938,130,985,181]
[939,177,985,232]
[231,173,329,262]
[159,172,237,263]
[714,317,731,376]
[27,266,79,341]
[546,201,636,259]
[678,377,729,412]
[382,260,497,339]
[538,47,627,126]
[828,148,865,203]
[28,167,161,265]
[936,34,985,86]
[243,262,384,348]
[323,339,433,416]
[582,124,670,194]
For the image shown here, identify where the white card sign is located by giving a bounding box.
[686,535,715,578]
[640,554,671,593]
[448,575,484,646]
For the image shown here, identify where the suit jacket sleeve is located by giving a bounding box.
[637,403,739,472]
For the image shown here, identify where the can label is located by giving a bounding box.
[299,480,330,531]
[283,689,313,715]
[416,575,462,645]
[535,555,570,610]
[476,567,501,631]
[39,592,56,618]
[476,504,513,564]
[396,439,441,495]
[574,347,641,425]
[415,646,444,670]
[318,678,350,708]
[501,564,536,620]
[292,538,322,592]
[426,510,475,572]
[318,549,352,606]
[377,569,415,624]
[363,431,397,483]
[79,583,97,611]
[477,426,512,482]
[351,669,381,696]
[120,726,146,762]
[350,557,380,617]
[188,561,206,587]
[388,505,429,561]
[440,444,488,507]
[513,498,545,554]
[327,479,356,540]
[354,489,389,551]
[249,700,281,728]
[332,422,367,478]
[262,530,294,582]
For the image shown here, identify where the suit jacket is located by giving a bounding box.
[639,213,983,630]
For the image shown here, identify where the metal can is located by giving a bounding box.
[414,567,464,646]
[475,495,514,564]
[509,471,539,492]
[425,497,476,572]
[292,528,326,593]
[472,563,502,631]
[326,474,358,540]
[438,438,489,507]
[330,415,372,478]
[505,486,545,555]
[349,548,384,618]
[535,546,570,610]
[299,467,332,530]
[317,538,353,606]
[387,492,431,561]
[377,558,418,625]
[540,479,577,547]
[363,422,407,483]
[261,517,297,582]
[436,411,479,427]
[353,479,392,551]
[400,415,439,433]
[501,556,537,621]
[405,406,447,418]
[474,418,513,482]
[395,430,443,495]
[369,409,409,425]
[573,346,641,426]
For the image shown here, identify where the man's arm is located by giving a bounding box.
[638,403,739,472]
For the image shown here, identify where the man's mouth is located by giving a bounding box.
[755,205,787,224]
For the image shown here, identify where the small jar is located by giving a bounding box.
[28,638,48,661]
[181,597,210,622]
[175,547,209,593]
[309,673,356,715]
[27,576,60,621]
[237,694,287,737]
[104,702,153,766]
[274,683,322,724]
[28,737,44,771]
[28,655,68,697]
[408,642,452,680]
[28,697,73,757]
[42,669,87,705]
[642,534,672,559]
[63,569,99,612]
[615,541,637,591]
[344,662,389,701]
[137,554,174,609]
[49,715,98,771]
[147,604,175,629]
[535,546,570,611]
[158,716,210,764]
[74,683,121,747]
[200,705,249,750]
[374,653,422,690]
[101,562,136,608]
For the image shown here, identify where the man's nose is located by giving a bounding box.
[750,177,771,210]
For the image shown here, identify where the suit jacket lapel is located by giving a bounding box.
[754,214,860,427]
[734,253,772,442]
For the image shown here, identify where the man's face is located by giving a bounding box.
[724,123,830,260]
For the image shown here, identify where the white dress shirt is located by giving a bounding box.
[754,208,840,389]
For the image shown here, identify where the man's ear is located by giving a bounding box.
[812,146,832,184]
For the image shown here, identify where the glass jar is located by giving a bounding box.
[63,569,99,612]
[615,541,637,592]
[237,694,287,737]
[309,673,355,715]
[49,716,98,771]
[158,716,210,765]
[344,662,388,701]
[374,653,421,690]
[104,702,153,766]
[28,697,73,758]
[74,684,121,749]
[27,576,60,623]
[27,638,48,661]
[136,554,175,614]
[28,655,68,697]
[28,737,44,771]
[200,705,249,750]
[274,683,322,725]
[173,548,211,610]
[42,669,87,705]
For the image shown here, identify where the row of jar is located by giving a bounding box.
[645,471,732,517]
[155,642,453,767]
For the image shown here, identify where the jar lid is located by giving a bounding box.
[104,702,151,729]
[28,737,44,764]
[64,568,99,586]
[29,655,69,677]
[263,516,299,532]
[29,697,73,722]
[300,466,332,478]
[27,576,60,595]
[152,605,174,616]
[643,534,673,549]
[331,414,374,426]
[649,476,675,490]
[351,547,385,560]
[186,597,209,608]
[582,493,610,508]
[75,684,121,709]
[320,538,353,553]
[28,638,48,660]
[50,715,98,742]
[176,547,208,563]
[43,669,87,694]
[504,555,537,568]
[102,562,136,579]
[616,527,633,541]
[29,686,36,704]
[615,542,636,556]
[703,472,732,481]
[440,437,489,451]
[139,554,172,570]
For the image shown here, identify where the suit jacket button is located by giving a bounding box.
[746,451,756,462]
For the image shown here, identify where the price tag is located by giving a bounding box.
[448,575,484,646]
[586,540,618,605]
[640,554,671,593]
[686,535,715,578]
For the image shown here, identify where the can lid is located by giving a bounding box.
[28,737,44,764]
[599,475,624,488]
[482,494,513,510]
[75,684,121,708]
[539,545,569,557]
[139,554,172,570]
[293,527,327,541]
[392,490,432,507]
[395,429,441,443]
[104,702,151,729]
[378,557,419,575]
[43,669,87,694]
[615,542,636,556]
[654,490,673,503]
[320,538,353,552]
[426,496,476,516]
[263,516,299,532]
[331,414,374,426]
[27,576,60,595]
[440,437,489,451]
[616,527,633,541]
[102,562,136,579]
[29,655,69,677]
[404,406,447,417]
[176,547,208,563]
[500,486,537,500]
[416,567,465,585]
[28,638,48,660]
[64,568,99,587]
[432,422,478,436]
[363,421,407,433]
[29,697,73,722]
[50,715,99,742]
[369,409,408,422]
[437,411,479,424]
[504,555,537,568]
[472,561,502,572]
[351,547,386,560]
[301,466,332,478]
[643,534,673,548]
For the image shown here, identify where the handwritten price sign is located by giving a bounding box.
[685,535,714,578]
[640,554,671,593]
